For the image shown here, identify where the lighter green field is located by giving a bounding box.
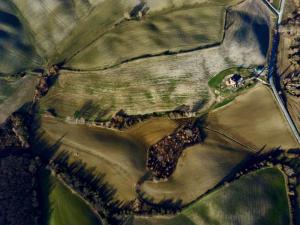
[39,170,102,225]
[39,67,210,120]
[66,1,234,70]
[6,0,240,72]
[132,167,290,225]
[0,74,38,123]
[0,1,42,74]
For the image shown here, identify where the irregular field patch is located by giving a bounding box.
[132,167,290,225]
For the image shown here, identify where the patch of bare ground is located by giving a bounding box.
[207,84,299,150]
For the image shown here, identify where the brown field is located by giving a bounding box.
[126,117,179,148]
[207,84,299,150]
[139,129,250,204]
[36,117,177,201]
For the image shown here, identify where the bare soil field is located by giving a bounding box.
[139,129,250,204]
[207,84,299,150]
[36,117,177,201]
[131,167,290,225]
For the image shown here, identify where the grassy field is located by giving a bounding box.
[2,0,273,74]
[139,129,251,204]
[132,167,290,225]
[11,0,242,69]
[66,2,230,70]
[207,84,299,150]
[39,169,102,225]
[0,74,38,123]
[36,117,177,202]
[0,1,42,74]
[39,0,273,118]
[271,0,281,10]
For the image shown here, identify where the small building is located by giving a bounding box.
[226,74,243,87]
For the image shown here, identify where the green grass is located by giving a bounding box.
[40,68,209,119]
[39,169,102,225]
[66,1,236,69]
[272,0,281,9]
[208,67,251,90]
[213,97,235,108]
[133,167,290,225]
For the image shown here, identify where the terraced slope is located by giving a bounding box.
[131,167,290,225]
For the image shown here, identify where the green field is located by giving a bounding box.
[0,74,37,123]
[39,65,210,120]
[39,169,103,225]
[272,0,281,10]
[5,0,240,72]
[66,3,229,70]
[132,167,290,225]
[0,1,43,74]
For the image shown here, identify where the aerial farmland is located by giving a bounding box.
[0,0,299,225]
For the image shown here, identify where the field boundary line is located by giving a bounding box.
[203,126,258,153]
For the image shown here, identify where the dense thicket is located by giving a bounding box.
[0,154,41,225]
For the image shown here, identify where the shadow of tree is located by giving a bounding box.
[50,150,132,224]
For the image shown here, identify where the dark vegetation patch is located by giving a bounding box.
[0,154,41,225]
[147,120,203,179]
